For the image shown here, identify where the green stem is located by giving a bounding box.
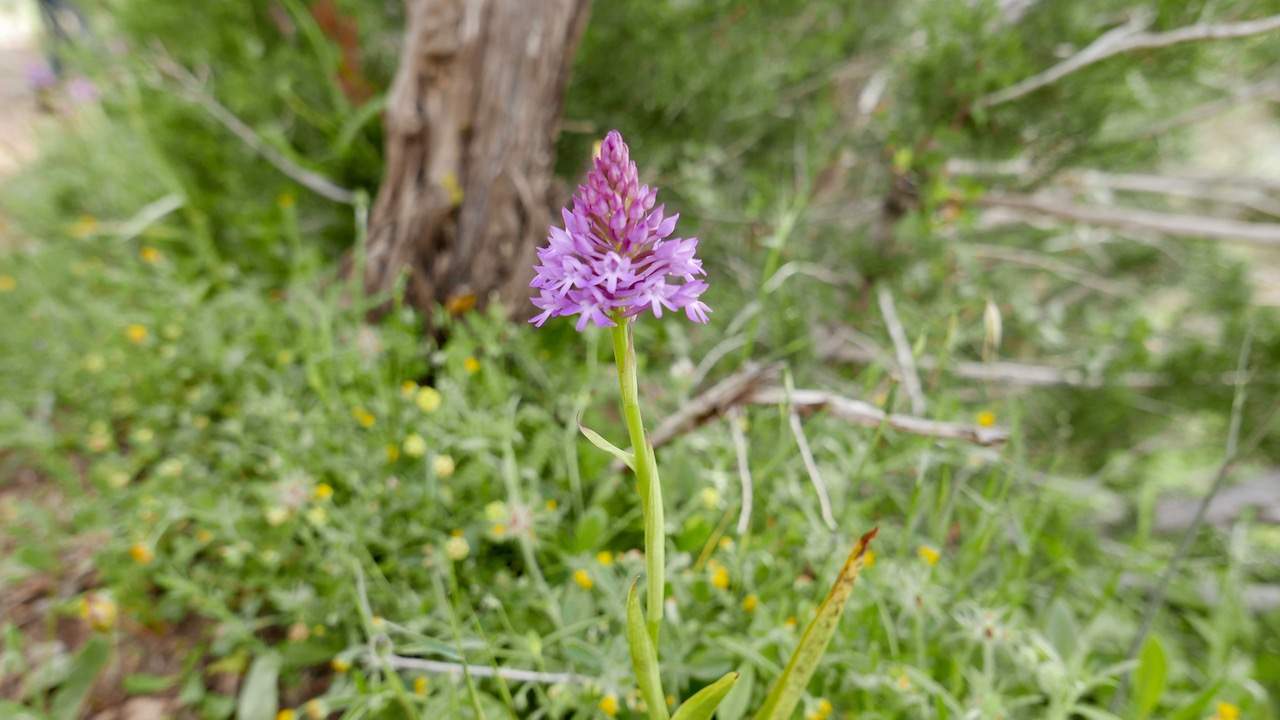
[610,318,665,650]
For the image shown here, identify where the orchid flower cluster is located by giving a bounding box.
[530,130,710,331]
[533,131,874,720]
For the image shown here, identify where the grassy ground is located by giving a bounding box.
[2,3,1280,719]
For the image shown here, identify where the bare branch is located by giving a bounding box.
[979,192,1280,246]
[1155,470,1280,532]
[727,408,755,536]
[787,409,838,530]
[1129,78,1280,140]
[977,13,1280,109]
[649,363,782,450]
[153,54,357,205]
[381,654,593,686]
[1066,170,1280,217]
[876,286,927,414]
[960,242,1133,296]
[750,387,1010,446]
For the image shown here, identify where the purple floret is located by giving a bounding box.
[530,130,710,331]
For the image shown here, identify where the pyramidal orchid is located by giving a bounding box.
[530,130,710,331]
[531,131,874,720]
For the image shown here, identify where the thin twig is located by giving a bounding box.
[381,654,593,686]
[977,12,1280,108]
[1067,170,1280,218]
[152,53,357,204]
[979,192,1280,246]
[876,286,927,414]
[647,366,1009,450]
[1113,327,1264,710]
[648,362,782,450]
[1128,78,1280,141]
[961,243,1132,296]
[787,409,837,530]
[749,387,1010,446]
[817,329,1252,389]
[727,407,754,535]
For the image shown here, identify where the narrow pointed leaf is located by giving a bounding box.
[627,580,670,720]
[671,671,740,720]
[579,420,635,470]
[49,635,111,720]
[752,528,878,720]
[1132,635,1167,720]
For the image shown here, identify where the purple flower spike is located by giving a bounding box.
[530,130,710,330]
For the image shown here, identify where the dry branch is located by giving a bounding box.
[1155,471,1280,532]
[647,364,1010,450]
[876,286,927,414]
[648,362,782,450]
[749,387,1010,446]
[978,13,1280,108]
[787,409,838,529]
[979,192,1280,246]
[153,54,357,205]
[382,654,592,686]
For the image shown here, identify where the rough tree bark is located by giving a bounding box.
[365,0,590,319]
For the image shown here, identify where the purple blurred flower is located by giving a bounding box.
[530,130,710,331]
[67,77,99,104]
[27,61,57,91]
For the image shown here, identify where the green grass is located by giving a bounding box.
[3,1,1280,717]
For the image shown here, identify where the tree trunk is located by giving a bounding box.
[364,0,590,320]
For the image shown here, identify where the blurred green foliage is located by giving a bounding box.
[2,0,1280,718]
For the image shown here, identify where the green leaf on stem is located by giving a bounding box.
[671,671,740,720]
[1132,635,1167,720]
[578,419,635,470]
[752,528,878,720]
[626,580,670,720]
[49,635,111,720]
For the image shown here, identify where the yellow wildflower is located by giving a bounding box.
[709,561,730,590]
[599,693,619,717]
[596,550,615,567]
[139,246,162,264]
[742,594,759,613]
[545,499,558,511]
[918,545,940,566]
[314,483,334,500]
[276,710,295,720]
[805,698,834,720]
[331,657,351,673]
[70,215,98,238]
[403,433,427,458]
[352,407,375,428]
[125,324,148,344]
[129,543,154,565]
[414,676,429,695]
[573,569,594,590]
[277,192,296,209]
[305,506,328,526]
[79,593,118,631]
[700,487,720,509]
[719,537,734,551]
[1214,703,1241,720]
[784,616,797,630]
[370,616,385,630]
[863,550,876,568]
[491,523,508,539]
[0,275,15,292]
[976,410,996,428]
[445,535,470,561]
[386,443,401,463]
[266,507,289,526]
[304,700,325,720]
[463,356,480,374]
[415,386,442,413]
[400,380,418,398]
[433,454,456,478]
